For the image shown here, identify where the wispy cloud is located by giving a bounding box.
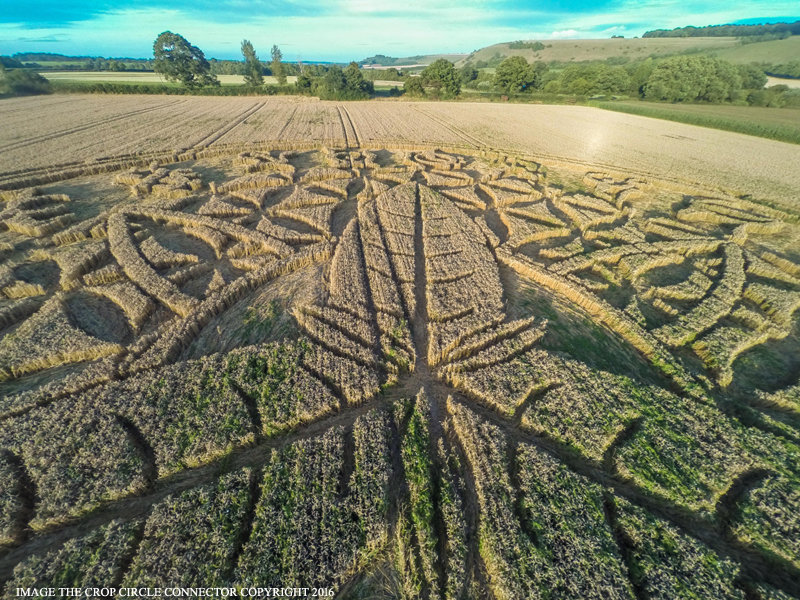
[0,0,798,60]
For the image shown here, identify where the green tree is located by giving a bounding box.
[737,64,767,90]
[241,39,263,87]
[459,65,478,85]
[644,56,742,103]
[420,59,461,99]
[343,62,373,97]
[404,77,425,97]
[295,69,313,93]
[318,65,346,99]
[271,45,286,85]
[494,56,536,93]
[593,65,630,95]
[0,66,52,96]
[627,58,655,96]
[153,31,218,88]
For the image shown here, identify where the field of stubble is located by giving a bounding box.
[0,94,799,599]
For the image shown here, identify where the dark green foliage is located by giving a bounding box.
[420,58,461,99]
[554,63,631,96]
[508,40,546,51]
[0,67,52,97]
[210,59,246,75]
[643,21,800,38]
[403,77,425,97]
[747,85,790,107]
[738,64,768,89]
[9,53,154,71]
[627,58,656,95]
[360,67,404,82]
[344,61,374,96]
[241,39,263,87]
[295,70,313,92]
[297,63,373,100]
[644,55,742,102]
[494,56,537,93]
[152,31,219,89]
[0,56,25,69]
[764,61,800,79]
[271,45,286,85]
[49,80,296,96]
[459,65,478,84]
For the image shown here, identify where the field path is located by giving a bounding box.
[411,104,488,148]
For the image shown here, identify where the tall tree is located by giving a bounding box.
[240,39,263,86]
[494,56,536,93]
[343,62,373,97]
[271,45,286,85]
[153,31,218,88]
[420,59,461,99]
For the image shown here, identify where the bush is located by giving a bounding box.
[403,77,425,97]
[747,86,788,107]
[737,64,767,89]
[0,68,52,96]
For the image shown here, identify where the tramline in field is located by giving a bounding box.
[0,140,799,598]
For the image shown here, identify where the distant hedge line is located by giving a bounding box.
[49,80,298,96]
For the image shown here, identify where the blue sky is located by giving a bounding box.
[1,0,798,61]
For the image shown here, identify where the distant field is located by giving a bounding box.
[361,53,467,68]
[767,76,800,88]
[41,72,298,85]
[2,95,799,205]
[372,79,404,89]
[594,101,800,145]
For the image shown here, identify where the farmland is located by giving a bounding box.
[593,101,800,145]
[42,72,299,86]
[1,94,799,597]
[457,35,800,67]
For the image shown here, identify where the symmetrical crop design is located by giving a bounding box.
[1,147,799,599]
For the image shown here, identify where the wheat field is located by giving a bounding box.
[1,95,799,598]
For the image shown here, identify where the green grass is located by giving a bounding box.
[458,35,800,70]
[592,100,800,145]
[711,36,800,65]
[458,37,741,67]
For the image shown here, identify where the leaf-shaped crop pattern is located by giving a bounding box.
[1,146,799,599]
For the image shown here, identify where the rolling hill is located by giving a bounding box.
[456,35,800,66]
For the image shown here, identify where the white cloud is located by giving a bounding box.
[1,0,798,60]
[550,29,580,38]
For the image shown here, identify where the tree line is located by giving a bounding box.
[643,20,800,38]
[460,54,796,106]
[3,30,797,107]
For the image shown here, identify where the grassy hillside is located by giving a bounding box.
[710,35,800,64]
[456,37,741,66]
[360,53,467,68]
[457,35,800,67]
